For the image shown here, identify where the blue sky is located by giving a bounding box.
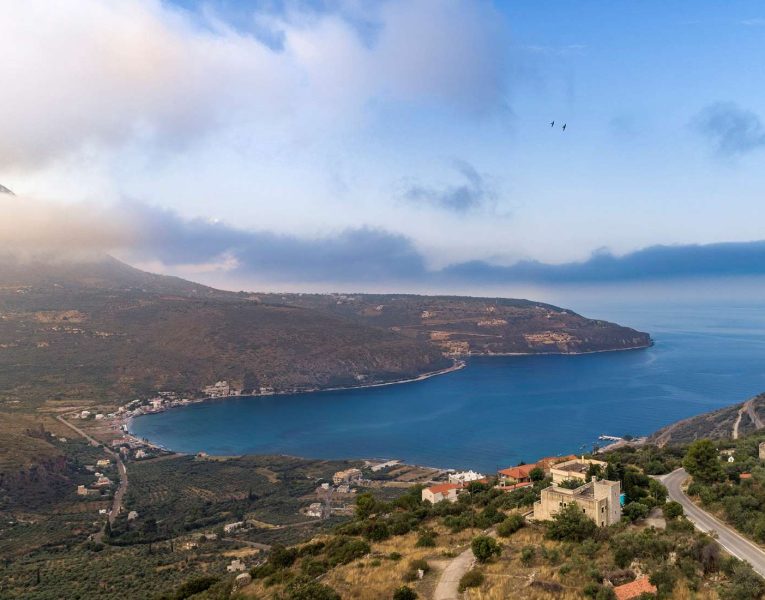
[2,0,765,297]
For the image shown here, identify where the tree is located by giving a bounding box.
[663,501,683,520]
[559,478,584,490]
[497,513,525,537]
[529,467,545,481]
[355,492,377,520]
[721,564,765,600]
[471,535,501,563]
[392,586,418,600]
[623,502,649,522]
[546,503,597,542]
[683,440,724,484]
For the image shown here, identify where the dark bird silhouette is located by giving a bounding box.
[562,123,567,131]
[550,120,555,127]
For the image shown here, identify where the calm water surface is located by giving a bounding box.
[131,304,765,472]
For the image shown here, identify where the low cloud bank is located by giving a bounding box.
[3,193,765,288]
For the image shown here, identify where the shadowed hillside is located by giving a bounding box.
[649,393,765,446]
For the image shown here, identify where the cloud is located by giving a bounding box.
[0,194,427,283]
[402,161,496,213]
[5,192,765,288]
[439,241,765,284]
[0,0,510,168]
[693,102,765,157]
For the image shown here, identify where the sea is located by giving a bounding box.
[130,303,765,473]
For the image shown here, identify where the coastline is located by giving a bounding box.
[125,342,651,446]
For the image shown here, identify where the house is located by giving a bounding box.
[94,476,112,487]
[223,521,245,533]
[613,576,657,600]
[740,473,753,480]
[533,478,621,527]
[96,459,110,468]
[134,449,147,459]
[497,464,537,486]
[336,484,353,494]
[226,559,246,573]
[759,442,765,460]
[422,483,461,504]
[448,470,485,485]
[128,511,139,520]
[536,455,578,473]
[306,502,324,518]
[550,457,607,485]
[77,485,97,496]
[333,468,362,485]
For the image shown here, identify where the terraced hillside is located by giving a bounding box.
[267,293,651,356]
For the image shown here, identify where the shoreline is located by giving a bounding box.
[125,342,651,448]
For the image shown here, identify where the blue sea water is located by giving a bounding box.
[130,304,765,473]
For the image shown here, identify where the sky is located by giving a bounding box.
[2,0,765,302]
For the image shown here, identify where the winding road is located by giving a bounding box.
[660,468,765,577]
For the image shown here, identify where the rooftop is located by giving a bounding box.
[613,576,658,600]
[426,483,460,494]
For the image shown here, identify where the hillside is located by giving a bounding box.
[649,393,765,446]
[264,293,651,356]
[0,256,650,409]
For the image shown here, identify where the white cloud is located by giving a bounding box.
[0,0,510,168]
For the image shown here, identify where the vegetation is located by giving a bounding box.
[458,568,484,592]
[471,535,501,563]
[545,503,597,542]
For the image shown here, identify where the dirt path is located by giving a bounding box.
[732,397,764,440]
[433,543,475,600]
[732,405,745,440]
[434,529,499,600]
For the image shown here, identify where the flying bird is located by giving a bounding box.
[562,123,567,131]
[550,120,555,127]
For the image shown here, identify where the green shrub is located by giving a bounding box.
[415,528,437,547]
[663,501,683,520]
[546,503,597,542]
[471,535,501,563]
[270,544,298,568]
[623,501,650,522]
[173,575,219,599]
[520,546,535,566]
[392,585,418,600]
[284,577,341,600]
[324,536,370,566]
[497,513,525,537]
[301,558,329,578]
[458,569,484,592]
[363,520,390,542]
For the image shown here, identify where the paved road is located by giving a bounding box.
[661,468,765,577]
[57,414,128,525]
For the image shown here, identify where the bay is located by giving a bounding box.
[130,304,765,473]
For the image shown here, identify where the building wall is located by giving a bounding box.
[533,479,621,526]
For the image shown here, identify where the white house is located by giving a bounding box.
[421,483,461,504]
[448,470,485,485]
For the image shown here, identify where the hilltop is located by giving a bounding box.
[0,255,650,409]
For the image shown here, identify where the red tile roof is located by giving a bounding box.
[498,464,537,479]
[426,483,460,495]
[740,473,753,479]
[613,576,657,600]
